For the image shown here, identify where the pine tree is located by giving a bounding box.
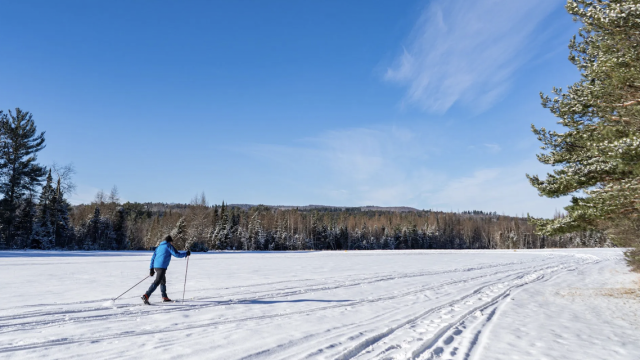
[529,1,640,231]
[32,170,55,249]
[248,212,262,250]
[528,0,640,256]
[83,207,101,250]
[13,194,36,248]
[112,206,127,250]
[0,108,47,246]
[53,195,73,249]
[213,202,230,250]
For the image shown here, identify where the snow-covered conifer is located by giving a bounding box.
[529,1,640,237]
[171,217,188,250]
[13,195,37,248]
[112,206,127,249]
[32,170,55,249]
[0,108,47,246]
[213,203,230,250]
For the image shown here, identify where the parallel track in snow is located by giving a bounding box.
[0,258,547,331]
[0,252,602,358]
[245,255,598,360]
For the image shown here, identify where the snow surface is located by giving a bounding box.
[0,249,638,359]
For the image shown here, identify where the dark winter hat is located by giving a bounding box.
[164,235,173,242]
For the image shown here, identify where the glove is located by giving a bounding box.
[186,250,191,257]
[150,269,155,276]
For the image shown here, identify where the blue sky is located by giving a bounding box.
[0,0,579,217]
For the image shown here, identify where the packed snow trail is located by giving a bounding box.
[0,249,637,359]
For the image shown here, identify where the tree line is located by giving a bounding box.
[64,193,608,252]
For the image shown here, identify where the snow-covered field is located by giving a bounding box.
[0,249,638,360]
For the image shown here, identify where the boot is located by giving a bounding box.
[141,294,150,305]
[162,296,173,303]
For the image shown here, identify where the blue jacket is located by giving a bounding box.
[150,241,187,269]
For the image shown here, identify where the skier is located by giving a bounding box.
[141,235,190,304]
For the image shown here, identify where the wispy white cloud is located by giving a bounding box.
[385,0,559,113]
[243,126,442,206]
[429,160,569,216]
[484,143,501,153]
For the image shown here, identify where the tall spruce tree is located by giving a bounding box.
[12,193,36,249]
[112,206,127,250]
[0,109,46,246]
[527,0,640,266]
[83,207,101,250]
[53,177,74,248]
[32,169,55,249]
[212,201,230,250]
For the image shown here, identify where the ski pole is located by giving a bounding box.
[182,255,190,303]
[113,275,150,302]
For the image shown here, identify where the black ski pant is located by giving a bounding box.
[145,268,168,298]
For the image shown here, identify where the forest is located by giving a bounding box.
[64,191,609,252]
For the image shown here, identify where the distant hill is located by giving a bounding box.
[359,206,420,212]
[228,204,421,212]
[109,202,421,213]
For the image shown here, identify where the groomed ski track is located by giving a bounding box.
[0,249,637,359]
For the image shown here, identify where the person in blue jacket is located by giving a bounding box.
[141,235,190,304]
